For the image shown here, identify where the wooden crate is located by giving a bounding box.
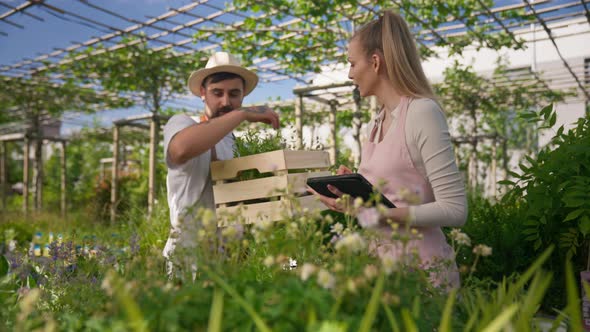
[211,149,331,226]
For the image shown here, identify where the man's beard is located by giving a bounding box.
[213,106,234,118]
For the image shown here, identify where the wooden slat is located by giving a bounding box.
[294,194,327,213]
[216,195,326,226]
[210,149,331,181]
[213,170,331,204]
[285,150,331,170]
[217,199,284,226]
[210,149,287,181]
[287,171,331,194]
[214,174,288,204]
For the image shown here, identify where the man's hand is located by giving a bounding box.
[239,105,280,129]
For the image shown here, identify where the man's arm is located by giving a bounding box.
[167,106,279,166]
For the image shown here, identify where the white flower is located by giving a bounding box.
[263,256,275,267]
[317,269,336,289]
[381,255,397,275]
[364,264,378,280]
[335,233,366,253]
[473,244,492,257]
[346,279,358,293]
[353,197,364,209]
[287,222,299,238]
[331,223,344,235]
[300,263,316,281]
[221,223,244,239]
[450,229,471,247]
[289,258,298,269]
[8,240,16,252]
[357,207,380,229]
[255,218,273,231]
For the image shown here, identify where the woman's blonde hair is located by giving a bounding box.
[353,10,435,100]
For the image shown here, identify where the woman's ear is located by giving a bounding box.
[371,53,381,73]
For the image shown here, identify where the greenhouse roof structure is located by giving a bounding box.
[0,0,589,135]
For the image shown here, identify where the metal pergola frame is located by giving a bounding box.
[0,1,587,96]
[0,0,588,216]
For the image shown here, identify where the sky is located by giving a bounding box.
[0,0,303,135]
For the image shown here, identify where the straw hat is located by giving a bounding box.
[188,52,258,96]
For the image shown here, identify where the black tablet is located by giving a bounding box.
[306,173,396,208]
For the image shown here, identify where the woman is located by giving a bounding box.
[310,11,467,288]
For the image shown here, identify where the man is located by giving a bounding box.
[162,52,279,277]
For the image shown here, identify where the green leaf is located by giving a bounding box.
[358,273,385,332]
[480,304,518,332]
[400,309,418,332]
[383,304,401,332]
[202,265,271,332]
[540,104,554,119]
[579,216,590,237]
[563,196,586,208]
[26,275,36,288]
[564,209,585,222]
[0,255,9,277]
[565,261,583,332]
[519,111,537,119]
[518,163,530,173]
[208,287,224,332]
[497,180,515,186]
[438,289,457,332]
[549,112,557,127]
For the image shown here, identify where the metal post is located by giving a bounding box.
[295,94,303,150]
[110,125,119,222]
[148,115,158,217]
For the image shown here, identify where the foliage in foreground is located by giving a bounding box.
[0,194,584,331]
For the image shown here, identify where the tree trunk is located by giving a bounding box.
[148,115,159,217]
[33,138,43,211]
[31,115,43,211]
[23,136,30,216]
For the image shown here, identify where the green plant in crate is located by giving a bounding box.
[235,128,286,157]
[233,128,286,181]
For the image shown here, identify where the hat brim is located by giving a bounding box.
[188,65,258,97]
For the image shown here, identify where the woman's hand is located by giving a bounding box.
[307,165,354,213]
[336,165,353,175]
[307,185,349,213]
